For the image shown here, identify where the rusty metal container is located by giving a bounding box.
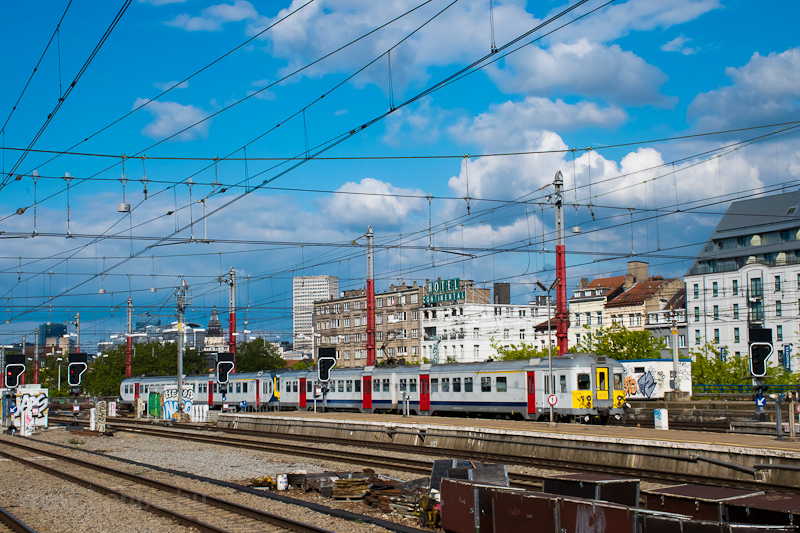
[492,490,558,533]
[543,473,640,507]
[643,484,762,522]
[725,492,800,526]
[440,478,523,533]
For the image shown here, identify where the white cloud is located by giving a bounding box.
[487,39,671,106]
[687,47,800,130]
[153,80,189,91]
[449,97,627,145]
[319,178,428,229]
[553,0,721,44]
[382,100,449,146]
[660,35,697,55]
[334,109,348,116]
[133,98,210,141]
[166,0,258,32]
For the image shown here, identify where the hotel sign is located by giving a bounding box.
[424,278,465,304]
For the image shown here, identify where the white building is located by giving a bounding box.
[293,275,338,352]
[420,302,553,363]
[685,191,800,368]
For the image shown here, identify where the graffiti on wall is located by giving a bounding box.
[162,387,193,419]
[12,388,49,428]
[621,361,692,399]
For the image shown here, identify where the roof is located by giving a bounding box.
[571,275,628,300]
[605,279,664,308]
[534,317,558,332]
[664,287,686,311]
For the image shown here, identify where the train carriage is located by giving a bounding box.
[120,353,626,422]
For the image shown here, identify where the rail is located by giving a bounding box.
[0,505,36,533]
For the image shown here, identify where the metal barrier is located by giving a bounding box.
[694,383,797,394]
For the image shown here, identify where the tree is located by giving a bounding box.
[235,338,286,373]
[691,342,800,387]
[574,324,666,360]
[290,358,315,371]
[489,338,547,360]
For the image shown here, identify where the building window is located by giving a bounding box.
[636,314,641,326]
[679,335,686,348]
[629,314,635,326]
[695,330,701,345]
[776,275,782,292]
[597,311,602,325]
[777,325,784,342]
[713,282,718,297]
[344,302,350,312]
[412,311,419,320]
[412,329,419,339]
[376,314,383,324]
[713,305,719,320]
[344,318,350,327]
[586,312,592,326]
[694,307,700,322]
[751,277,763,298]
[473,345,480,358]
[713,329,720,344]
[734,327,740,343]
[473,328,479,339]
[503,329,509,339]
[575,313,581,327]
[345,350,351,360]
[694,284,699,298]
[334,304,340,313]
[411,294,418,303]
[777,301,783,317]
[575,333,581,345]
[732,280,739,296]
[733,304,739,320]
[376,298,383,307]
[377,331,383,341]
[519,329,525,340]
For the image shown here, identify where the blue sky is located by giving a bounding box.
[1,0,799,348]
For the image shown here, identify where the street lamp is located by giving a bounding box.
[536,277,560,426]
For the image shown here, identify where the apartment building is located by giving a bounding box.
[684,191,800,367]
[293,275,338,352]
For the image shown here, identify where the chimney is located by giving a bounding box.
[578,277,590,290]
[627,261,648,281]
[493,283,511,304]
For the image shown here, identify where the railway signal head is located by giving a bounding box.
[68,353,89,387]
[4,353,25,388]
[317,347,336,382]
[216,353,235,384]
[749,328,773,378]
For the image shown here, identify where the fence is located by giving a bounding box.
[694,383,797,394]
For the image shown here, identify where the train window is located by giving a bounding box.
[431,378,439,393]
[544,377,549,394]
[452,378,461,392]
[496,377,507,393]
[214,384,218,393]
[374,379,381,393]
[577,374,591,390]
[382,379,390,392]
[410,379,417,393]
[236,383,241,394]
[346,380,353,393]
[285,382,291,393]
[293,382,298,393]
[307,381,313,393]
[338,381,344,393]
[263,381,268,393]
[464,377,473,392]
[614,374,623,390]
[634,367,644,373]
[528,375,535,395]
[400,379,407,392]
[597,372,606,391]
[242,383,248,393]
[481,377,491,393]
[560,375,567,393]
[441,378,450,393]
[355,380,361,393]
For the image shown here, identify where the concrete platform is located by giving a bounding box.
[217,411,800,490]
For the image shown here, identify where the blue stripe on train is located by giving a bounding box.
[369,399,528,408]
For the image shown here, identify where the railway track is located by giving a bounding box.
[51,416,799,495]
[0,438,336,533]
[0,506,36,533]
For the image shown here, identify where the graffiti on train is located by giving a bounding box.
[621,361,692,399]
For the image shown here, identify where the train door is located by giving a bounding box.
[363,376,372,410]
[134,382,140,401]
[208,380,213,406]
[255,379,260,408]
[299,378,307,408]
[526,371,536,415]
[595,367,610,400]
[419,375,431,412]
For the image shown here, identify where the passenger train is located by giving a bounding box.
[119,354,626,422]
